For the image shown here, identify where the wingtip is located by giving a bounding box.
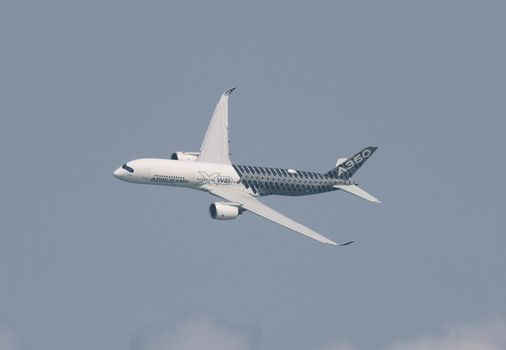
[325,240,354,246]
[224,87,236,96]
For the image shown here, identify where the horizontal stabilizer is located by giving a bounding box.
[333,184,381,203]
[335,158,347,167]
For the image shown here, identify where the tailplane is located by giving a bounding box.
[333,184,381,203]
[326,146,378,180]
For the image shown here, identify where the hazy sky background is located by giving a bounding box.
[1,1,505,350]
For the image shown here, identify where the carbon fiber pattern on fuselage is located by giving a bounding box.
[232,165,349,196]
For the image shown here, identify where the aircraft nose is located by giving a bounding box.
[113,167,122,178]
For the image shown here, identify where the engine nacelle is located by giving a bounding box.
[209,202,244,220]
[170,151,200,161]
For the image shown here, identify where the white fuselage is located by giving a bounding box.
[113,158,248,194]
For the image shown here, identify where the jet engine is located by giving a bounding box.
[209,202,244,220]
[170,151,200,161]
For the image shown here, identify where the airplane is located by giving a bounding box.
[113,88,380,246]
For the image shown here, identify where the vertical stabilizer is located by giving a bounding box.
[326,146,378,180]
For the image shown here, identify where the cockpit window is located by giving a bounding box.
[122,164,134,173]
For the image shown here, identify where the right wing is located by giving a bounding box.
[205,186,353,246]
[198,88,235,164]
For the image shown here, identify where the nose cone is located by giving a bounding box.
[113,167,123,179]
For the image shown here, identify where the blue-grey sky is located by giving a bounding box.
[1,1,505,350]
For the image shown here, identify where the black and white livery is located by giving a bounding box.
[114,88,380,245]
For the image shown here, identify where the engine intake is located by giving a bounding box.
[171,151,200,161]
[209,202,244,220]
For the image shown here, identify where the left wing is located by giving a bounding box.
[198,88,235,164]
[205,186,353,246]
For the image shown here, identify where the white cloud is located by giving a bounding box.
[317,340,358,350]
[388,318,506,350]
[136,314,254,350]
[317,318,506,350]
[0,328,19,350]
[135,315,506,350]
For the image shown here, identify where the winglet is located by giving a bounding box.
[338,240,354,246]
[224,87,236,96]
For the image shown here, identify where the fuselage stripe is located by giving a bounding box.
[234,164,345,197]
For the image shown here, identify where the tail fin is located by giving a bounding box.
[326,146,378,180]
